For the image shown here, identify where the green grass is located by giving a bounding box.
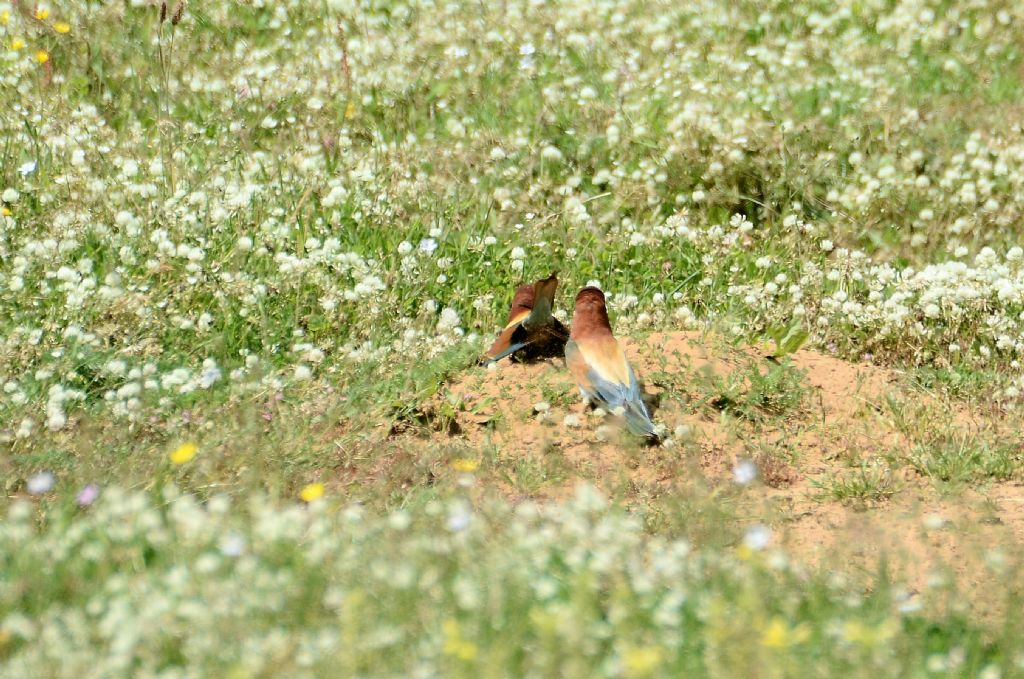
[814,462,901,506]
[701,358,810,423]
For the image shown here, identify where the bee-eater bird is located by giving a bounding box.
[564,286,656,438]
[485,274,569,363]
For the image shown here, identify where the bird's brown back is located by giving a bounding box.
[506,284,535,323]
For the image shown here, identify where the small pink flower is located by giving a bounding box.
[77,484,100,507]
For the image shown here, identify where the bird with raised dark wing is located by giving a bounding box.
[484,274,569,363]
[484,282,535,361]
[564,286,656,438]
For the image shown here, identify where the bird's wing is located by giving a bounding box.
[503,308,531,331]
[525,276,557,330]
[564,339,595,397]
[567,336,628,402]
[573,337,655,435]
[485,309,531,361]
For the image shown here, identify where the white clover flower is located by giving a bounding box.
[27,471,55,495]
[16,418,34,439]
[437,308,461,332]
[47,411,67,431]
[2,188,19,203]
[733,459,757,485]
[200,362,222,388]
[446,504,472,532]
[606,124,620,146]
[105,360,128,376]
[540,146,563,162]
[743,524,771,550]
[322,185,348,207]
[219,532,246,557]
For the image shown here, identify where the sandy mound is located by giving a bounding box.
[403,331,1024,600]
[426,331,898,495]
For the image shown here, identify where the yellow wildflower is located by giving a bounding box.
[35,8,50,20]
[1,10,9,26]
[451,458,479,473]
[11,38,25,50]
[2,207,10,217]
[442,619,478,661]
[36,50,49,64]
[842,619,896,647]
[622,646,663,678]
[300,482,325,502]
[54,21,71,34]
[169,442,198,465]
[761,616,811,648]
[345,101,356,119]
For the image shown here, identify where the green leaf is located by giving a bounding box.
[777,324,809,357]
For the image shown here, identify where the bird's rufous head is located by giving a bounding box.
[570,286,613,339]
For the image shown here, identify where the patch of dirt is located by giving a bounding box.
[394,330,1024,598]
[422,331,900,494]
[780,489,1024,617]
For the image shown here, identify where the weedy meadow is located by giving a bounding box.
[2,0,1024,676]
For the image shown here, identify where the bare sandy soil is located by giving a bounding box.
[404,331,1024,602]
